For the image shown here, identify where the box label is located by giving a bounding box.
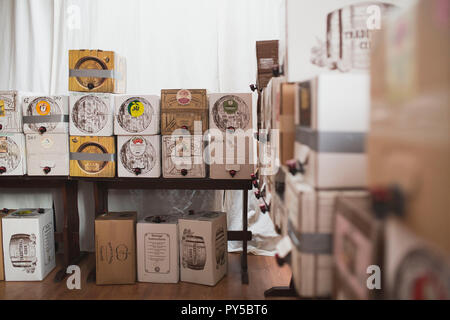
[144,233,170,274]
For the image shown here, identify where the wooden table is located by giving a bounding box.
[0,176,82,282]
[78,177,253,284]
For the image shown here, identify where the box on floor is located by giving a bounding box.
[179,211,227,286]
[95,212,137,285]
[137,214,180,283]
[1,208,56,281]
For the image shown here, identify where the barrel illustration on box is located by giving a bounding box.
[26,133,69,176]
[161,89,208,135]
[1,208,56,281]
[0,90,24,133]
[114,95,160,135]
[69,49,126,93]
[118,135,160,177]
[69,93,114,136]
[162,135,205,178]
[69,136,115,177]
[0,134,26,176]
[22,95,69,134]
[179,211,227,286]
[137,215,180,283]
[310,2,395,72]
[209,93,252,132]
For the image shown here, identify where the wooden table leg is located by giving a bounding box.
[241,189,249,284]
[54,180,84,282]
[87,182,109,283]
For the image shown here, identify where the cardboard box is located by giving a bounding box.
[95,212,137,285]
[26,133,69,176]
[22,95,69,134]
[384,217,450,300]
[333,195,383,300]
[114,94,160,135]
[369,0,449,254]
[277,82,296,166]
[69,93,114,136]
[117,135,160,178]
[0,133,26,176]
[256,40,279,88]
[208,133,255,180]
[2,208,56,281]
[0,210,12,281]
[295,73,369,188]
[161,89,208,135]
[0,90,30,133]
[209,93,252,133]
[137,215,180,283]
[69,49,126,93]
[69,136,115,178]
[162,135,205,178]
[286,176,367,298]
[179,211,227,286]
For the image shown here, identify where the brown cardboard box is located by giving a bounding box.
[160,89,208,135]
[69,50,126,93]
[69,136,116,178]
[369,0,450,254]
[95,212,137,285]
[256,40,279,88]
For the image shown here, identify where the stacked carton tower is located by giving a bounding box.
[68,49,126,177]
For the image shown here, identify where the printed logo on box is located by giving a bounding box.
[36,100,51,116]
[176,90,192,105]
[0,100,4,117]
[128,100,145,118]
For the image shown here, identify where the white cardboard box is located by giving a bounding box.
[22,95,69,134]
[69,93,114,136]
[295,73,369,188]
[209,93,252,132]
[26,133,69,176]
[1,208,56,281]
[285,175,367,298]
[179,211,227,286]
[208,133,255,179]
[117,135,161,178]
[137,215,179,283]
[0,133,26,176]
[162,135,206,178]
[0,90,34,133]
[114,95,160,135]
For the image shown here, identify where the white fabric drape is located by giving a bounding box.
[0,0,283,254]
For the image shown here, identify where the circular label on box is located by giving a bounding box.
[176,89,192,105]
[127,100,145,118]
[72,95,108,134]
[36,100,51,116]
[41,136,54,149]
[223,99,238,114]
[212,95,250,132]
[130,136,147,156]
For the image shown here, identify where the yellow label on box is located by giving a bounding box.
[128,100,144,118]
[0,100,4,117]
[36,100,51,116]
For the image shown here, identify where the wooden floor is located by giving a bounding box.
[0,253,295,300]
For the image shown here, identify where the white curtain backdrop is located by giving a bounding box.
[0,0,283,254]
